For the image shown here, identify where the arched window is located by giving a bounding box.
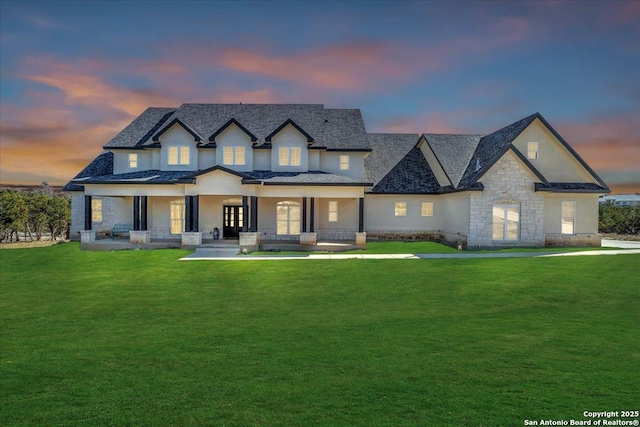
[276,201,301,235]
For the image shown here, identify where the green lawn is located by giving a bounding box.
[1,243,638,426]
[253,240,615,255]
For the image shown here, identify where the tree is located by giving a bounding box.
[45,194,71,241]
[0,190,28,242]
[25,191,50,240]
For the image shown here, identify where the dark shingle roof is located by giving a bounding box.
[104,108,174,148]
[143,104,370,151]
[457,113,538,188]
[70,170,193,185]
[534,182,609,193]
[365,133,419,185]
[424,134,483,187]
[62,151,114,191]
[369,148,440,193]
[247,171,370,185]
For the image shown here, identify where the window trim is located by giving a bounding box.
[339,155,349,170]
[421,201,434,217]
[328,201,338,222]
[223,146,246,166]
[492,203,520,241]
[170,199,185,234]
[91,198,102,223]
[394,202,407,217]
[279,147,302,167]
[527,142,538,160]
[276,200,301,235]
[168,146,190,165]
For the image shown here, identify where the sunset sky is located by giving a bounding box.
[1,0,638,193]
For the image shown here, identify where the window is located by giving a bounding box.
[129,153,138,168]
[279,147,301,166]
[170,199,185,234]
[527,142,538,159]
[276,201,301,235]
[421,202,434,217]
[340,155,349,170]
[561,201,575,234]
[168,146,190,165]
[223,146,245,165]
[493,204,520,241]
[91,199,102,222]
[328,201,338,222]
[394,202,407,216]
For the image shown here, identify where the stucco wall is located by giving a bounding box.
[319,152,365,180]
[364,194,441,232]
[316,198,359,240]
[113,151,152,174]
[419,139,452,187]
[253,150,271,170]
[440,191,470,235]
[512,119,596,183]
[543,193,599,235]
[198,149,216,170]
[469,151,544,248]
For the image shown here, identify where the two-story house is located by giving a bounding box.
[64,104,609,249]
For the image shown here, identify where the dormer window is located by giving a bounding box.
[279,147,301,166]
[223,147,246,165]
[528,142,538,159]
[340,155,349,170]
[129,153,138,169]
[168,146,190,165]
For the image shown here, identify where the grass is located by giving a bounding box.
[1,243,639,426]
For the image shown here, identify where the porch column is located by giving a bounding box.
[302,197,308,232]
[250,196,258,232]
[355,197,366,247]
[84,195,92,230]
[309,197,315,232]
[133,196,140,231]
[184,195,192,233]
[192,195,199,232]
[130,195,151,244]
[140,196,148,231]
[242,196,248,232]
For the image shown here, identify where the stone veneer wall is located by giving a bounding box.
[468,151,545,248]
[70,195,127,240]
[545,233,601,247]
[317,228,357,240]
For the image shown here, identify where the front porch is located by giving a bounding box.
[79,235,361,253]
[79,193,367,251]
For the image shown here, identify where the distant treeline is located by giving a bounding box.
[599,202,640,235]
[0,183,71,242]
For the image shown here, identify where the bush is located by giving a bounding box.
[599,201,640,235]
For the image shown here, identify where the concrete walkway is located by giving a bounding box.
[180,248,640,261]
[601,239,640,249]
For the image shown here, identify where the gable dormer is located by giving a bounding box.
[266,119,313,172]
[208,119,255,172]
[152,118,201,171]
[510,115,604,185]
